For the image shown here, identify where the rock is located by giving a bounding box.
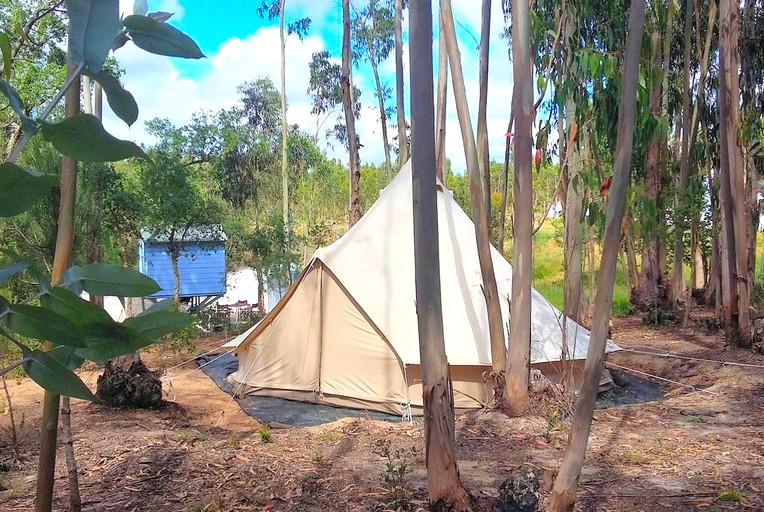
[496,471,540,512]
[96,359,163,408]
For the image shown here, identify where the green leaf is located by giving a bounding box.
[0,163,57,217]
[66,0,121,72]
[0,79,37,133]
[0,31,11,80]
[137,298,172,316]
[123,15,204,59]
[40,287,113,327]
[124,311,194,340]
[22,347,94,400]
[41,114,147,162]
[0,262,29,285]
[47,345,85,371]
[6,305,87,347]
[86,69,138,126]
[75,323,154,363]
[72,263,160,297]
[589,53,600,77]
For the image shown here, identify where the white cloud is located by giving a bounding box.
[104,1,523,174]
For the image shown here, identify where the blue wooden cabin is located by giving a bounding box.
[138,225,227,308]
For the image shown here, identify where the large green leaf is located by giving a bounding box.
[6,305,87,347]
[66,0,120,72]
[136,298,172,316]
[123,311,194,340]
[0,79,36,133]
[75,323,155,363]
[123,15,204,59]
[22,347,94,401]
[47,345,85,371]
[0,31,11,80]
[71,263,160,297]
[0,163,57,217]
[86,69,138,126]
[0,262,29,285]
[40,287,113,327]
[41,114,147,162]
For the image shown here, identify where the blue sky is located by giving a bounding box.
[108,0,519,173]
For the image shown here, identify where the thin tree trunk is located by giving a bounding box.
[624,216,640,292]
[498,107,514,256]
[82,75,92,115]
[691,220,705,290]
[394,0,408,167]
[409,2,470,508]
[61,397,81,512]
[719,0,750,346]
[368,44,392,180]
[342,0,362,227]
[476,0,492,230]
[441,0,507,404]
[563,38,584,325]
[36,61,81,512]
[637,30,663,311]
[658,0,674,284]
[280,1,290,239]
[2,377,18,454]
[671,0,695,304]
[171,249,181,308]
[548,1,645,508]
[256,264,266,316]
[435,11,448,183]
[504,0,534,415]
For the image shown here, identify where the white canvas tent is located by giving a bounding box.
[227,162,619,416]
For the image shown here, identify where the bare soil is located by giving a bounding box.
[1,311,762,511]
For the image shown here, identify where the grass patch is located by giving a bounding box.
[529,222,632,316]
[717,487,744,502]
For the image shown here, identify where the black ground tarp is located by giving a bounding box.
[198,353,663,427]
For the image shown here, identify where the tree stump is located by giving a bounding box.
[96,359,162,408]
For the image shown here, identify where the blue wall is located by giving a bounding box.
[138,240,226,298]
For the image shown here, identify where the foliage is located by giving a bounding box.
[0,1,203,401]
[258,420,272,443]
[373,438,418,510]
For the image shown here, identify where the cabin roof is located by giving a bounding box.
[140,225,227,243]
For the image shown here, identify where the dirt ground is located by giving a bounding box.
[1,310,763,511]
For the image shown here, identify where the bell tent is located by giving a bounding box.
[226,162,619,416]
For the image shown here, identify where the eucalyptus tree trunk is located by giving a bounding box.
[36,62,81,512]
[60,396,81,512]
[564,97,584,324]
[563,14,584,325]
[498,106,514,257]
[548,1,645,508]
[671,0,695,304]
[171,249,181,308]
[394,0,408,167]
[658,0,674,279]
[280,1,290,238]
[409,2,470,508]
[719,0,751,346]
[624,216,640,292]
[476,0,492,229]
[637,30,663,311]
[505,0,534,415]
[342,0,362,226]
[435,11,448,183]
[368,41,392,179]
[440,0,507,404]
